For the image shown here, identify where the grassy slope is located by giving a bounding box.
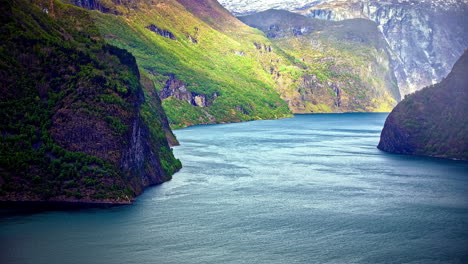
[76,0,292,128]
[68,1,401,128]
[0,0,180,203]
[240,10,400,113]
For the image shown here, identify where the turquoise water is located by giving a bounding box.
[2,113,468,264]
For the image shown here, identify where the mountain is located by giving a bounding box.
[220,0,468,97]
[68,0,401,125]
[300,0,468,97]
[218,0,321,15]
[67,0,293,129]
[219,0,467,16]
[378,50,468,160]
[240,10,399,113]
[0,0,181,204]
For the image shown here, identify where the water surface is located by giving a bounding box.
[2,113,468,263]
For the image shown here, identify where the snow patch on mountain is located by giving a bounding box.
[218,0,324,15]
[219,0,468,15]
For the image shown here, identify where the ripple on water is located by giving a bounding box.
[1,113,468,264]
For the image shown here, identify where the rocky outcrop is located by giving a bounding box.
[187,34,198,44]
[159,75,216,107]
[298,0,468,96]
[146,24,176,40]
[263,24,316,39]
[253,42,273,52]
[73,0,110,12]
[233,50,245,56]
[71,0,141,14]
[221,0,467,97]
[378,50,468,160]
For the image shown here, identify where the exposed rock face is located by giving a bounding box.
[378,50,468,160]
[299,0,468,96]
[220,0,468,97]
[233,50,245,56]
[0,0,181,204]
[253,42,273,52]
[146,24,177,40]
[240,10,399,113]
[73,0,110,12]
[72,0,141,14]
[187,34,198,44]
[159,75,215,107]
[120,112,166,189]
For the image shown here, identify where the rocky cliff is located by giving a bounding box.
[240,10,399,113]
[220,0,468,97]
[299,0,468,97]
[378,50,468,160]
[0,0,181,204]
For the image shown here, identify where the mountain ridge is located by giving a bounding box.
[220,0,468,97]
[69,0,401,125]
[219,0,468,16]
[240,9,399,113]
[69,0,294,129]
[378,50,468,160]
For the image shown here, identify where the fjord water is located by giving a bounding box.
[2,113,467,264]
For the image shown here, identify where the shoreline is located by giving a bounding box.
[0,200,132,214]
[172,112,391,130]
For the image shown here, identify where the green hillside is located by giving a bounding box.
[240,9,400,113]
[65,2,402,128]
[0,0,181,204]
[378,50,468,160]
[68,0,293,129]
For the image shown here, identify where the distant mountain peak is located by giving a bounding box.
[219,0,468,15]
[221,0,468,98]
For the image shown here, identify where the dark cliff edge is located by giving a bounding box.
[0,0,181,207]
[378,50,468,161]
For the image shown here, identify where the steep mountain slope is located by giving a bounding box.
[68,0,293,129]
[0,0,181,204]
[220,0,468,97]
[68,0,401,123]
[240,10,399,113]
[378,50,468,160]
[300,0,468,97]
[219,0,467,16]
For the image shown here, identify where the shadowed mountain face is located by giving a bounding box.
[0,0,181,204]
[378,50,468,160]
[240,9,399,113]
[220,0,468,97]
